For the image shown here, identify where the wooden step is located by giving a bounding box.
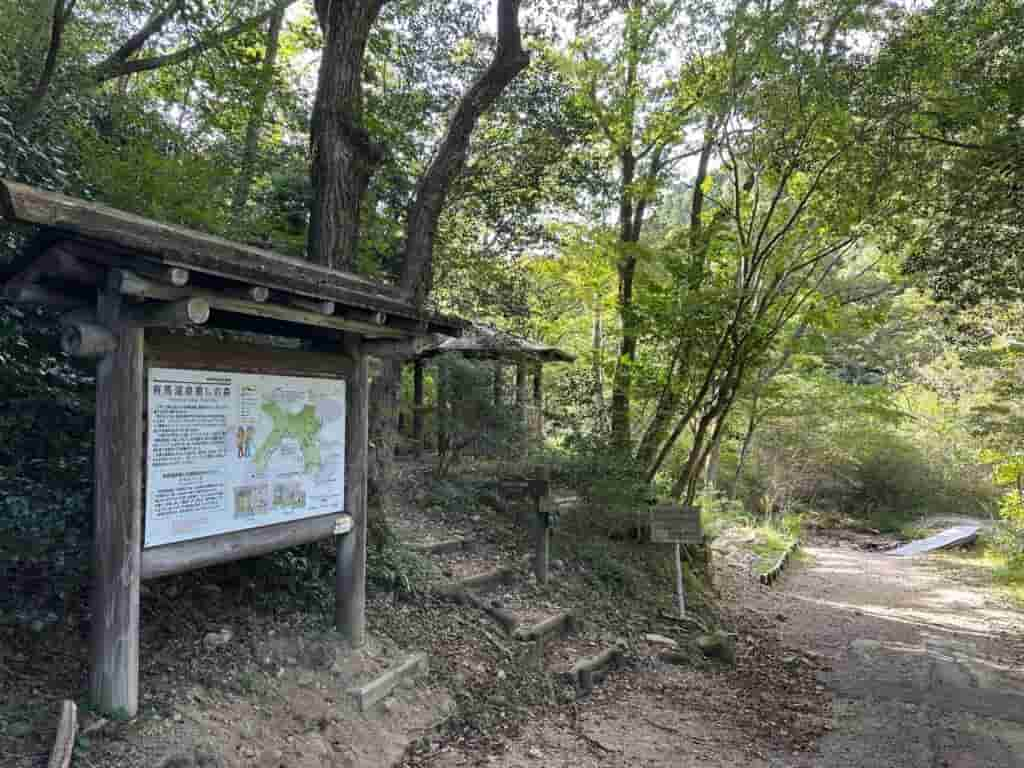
[437,565,517,597]
[411,537,473,556]
[347,652,428,712]
[567,646,623,696]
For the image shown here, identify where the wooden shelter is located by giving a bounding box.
[0,180,462,717]
[408,324,575,449]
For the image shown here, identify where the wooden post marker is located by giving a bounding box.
[412,359,424,454]
[90,273,144,718]
[338,335,369,646]
[643,504,702,618]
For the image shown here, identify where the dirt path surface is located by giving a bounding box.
[737,530,1024,768]
[424,528,1024,768]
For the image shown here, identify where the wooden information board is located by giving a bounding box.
[145,367,346,548]
[646,504,703,544]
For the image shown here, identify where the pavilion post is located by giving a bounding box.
[515,361,529,405]
[412,358,424,454]
[337,335,369,646]
[533,364,544,438]
[90,272,144,717]
[493,362,504,406]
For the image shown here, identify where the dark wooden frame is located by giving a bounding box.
[0,181,461,718]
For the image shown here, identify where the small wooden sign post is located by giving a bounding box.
[0,181,463,717]
[645,504,703,617]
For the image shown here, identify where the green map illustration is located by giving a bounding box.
[253,401,323,472]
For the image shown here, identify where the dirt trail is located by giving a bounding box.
[738,530,1024,767]
[428,529,1024,768]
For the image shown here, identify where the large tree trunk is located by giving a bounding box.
[609,149,637,451]
[307,0,387,269]
[232,8,285,221]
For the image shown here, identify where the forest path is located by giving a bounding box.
[744,531,1024,767]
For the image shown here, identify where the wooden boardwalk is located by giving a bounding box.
[889,525,980,557]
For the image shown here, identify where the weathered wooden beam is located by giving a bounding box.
[61,322,118,358]
[47,700,77,768]
[5,283,86,308]
[142,514,349,580]
[141,264,189,286]
[362,335,442,359]
[90,274,143,718]
[337,335,369,646]
[0,180,468,331]
[227,284,269,302]
[123,298,210,328]
[145,331,356,379]
[289,296,336,315]
[47,245,104,285]
[345,308,387,326]
[111,269,408,338]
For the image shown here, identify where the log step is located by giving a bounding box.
[513,610,577,642]
[458,591,520,634]
[567,646,623,696]
[348,652,428,713]
[438,566,517,596]
[411,537,473,556]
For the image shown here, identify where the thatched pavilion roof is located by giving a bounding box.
[415,323,575,364]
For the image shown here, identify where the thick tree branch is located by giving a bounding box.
[400,0,531,304]
[94,0,297,81]
[16,0,77,130]
[92,0,184,78]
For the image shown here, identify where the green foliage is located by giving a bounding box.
[434,354,527,476]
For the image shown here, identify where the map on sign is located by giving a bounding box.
[144,368,346,548]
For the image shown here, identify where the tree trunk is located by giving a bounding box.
[704,422,722,490]
[16,0,74,131]
[367,357,401,506]
[731,398,759,497]
[610,149,638,451]
[232,8,285,221]
[591,301,605,415]
[308,0,387,269]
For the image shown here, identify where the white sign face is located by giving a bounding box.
[144,368,346,548]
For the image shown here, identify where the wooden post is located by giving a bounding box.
[533,496,550,585]
[674,542,686,617]
[516,361,528,405]
[90,273,144,717]
[337,335,369,646]
[533,364,544,439]
[493,362,504,406]
[412,359,424,455]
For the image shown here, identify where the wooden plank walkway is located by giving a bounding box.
[889,525,979,557]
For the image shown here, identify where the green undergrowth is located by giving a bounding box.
[932,537,1024,607]
[697,490,802,574]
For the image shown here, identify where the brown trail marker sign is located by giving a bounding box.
[0,180,463,717]
[642,504,702,617]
